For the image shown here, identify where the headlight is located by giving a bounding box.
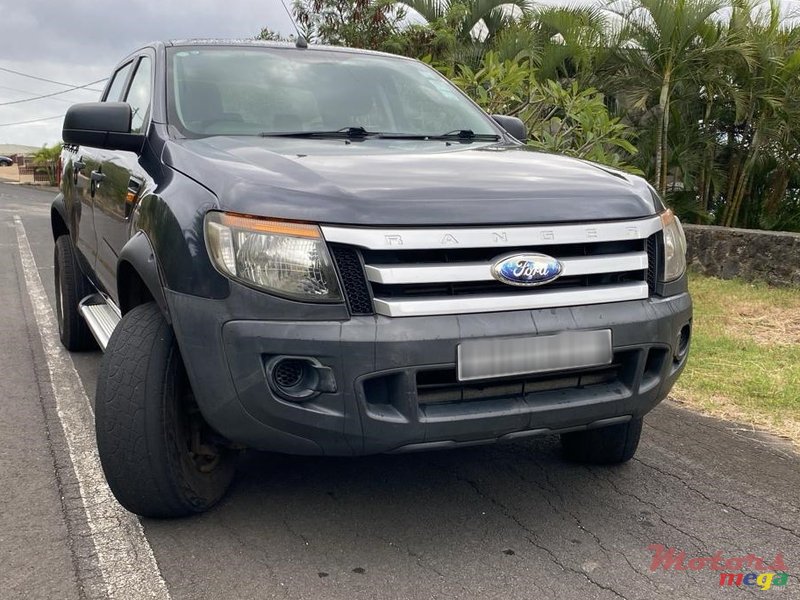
[660,209,687,281]
[204,211,342,302]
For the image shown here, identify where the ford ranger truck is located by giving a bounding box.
[52,40,692,518]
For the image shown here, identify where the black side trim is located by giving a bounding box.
[646,233,662,295]
[329,244,374,316]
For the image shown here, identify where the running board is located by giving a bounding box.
[78,295,121,351]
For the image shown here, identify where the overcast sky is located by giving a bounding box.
[0,0,295,147]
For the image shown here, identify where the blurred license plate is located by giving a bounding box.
[457,330,612,382]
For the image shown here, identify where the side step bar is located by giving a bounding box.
[78,294,121,351]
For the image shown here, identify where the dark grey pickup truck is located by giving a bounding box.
[52,40,691,518]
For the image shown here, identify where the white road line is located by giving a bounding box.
[14,216,171,600]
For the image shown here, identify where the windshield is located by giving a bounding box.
[167,46,499,138]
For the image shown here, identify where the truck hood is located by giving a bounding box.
[162,136,656,225]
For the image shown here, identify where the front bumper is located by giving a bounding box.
[167,287,692,456]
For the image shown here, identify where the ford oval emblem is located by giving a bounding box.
[491,253,563,287]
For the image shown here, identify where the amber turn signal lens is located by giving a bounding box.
[218,213,321,239]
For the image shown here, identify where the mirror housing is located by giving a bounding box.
[62,102,145,153]
[492,115,527,143]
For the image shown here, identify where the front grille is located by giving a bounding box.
[322,217,663,317]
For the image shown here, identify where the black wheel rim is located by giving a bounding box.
[173,357,225,476]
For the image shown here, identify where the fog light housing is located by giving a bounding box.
[674,323,691,362]
[273,359,305,389]
[265,356,337,401]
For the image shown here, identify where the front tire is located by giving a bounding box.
[54,235,96,351]
[95,302,235,518]
[560,417,643,464]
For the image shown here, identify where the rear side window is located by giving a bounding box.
[125,57,152,134]
[105,62,133,102]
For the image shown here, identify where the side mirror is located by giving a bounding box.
[62,102,145,153]
[492,115,527,143]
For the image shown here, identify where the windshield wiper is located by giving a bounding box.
[377,129,501,141]
[259,126,376,139]
[259,127,501,142]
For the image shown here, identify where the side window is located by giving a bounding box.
[104,62,133,102]
[125,57,152,134]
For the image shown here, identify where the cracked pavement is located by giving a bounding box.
[1,183,797,599]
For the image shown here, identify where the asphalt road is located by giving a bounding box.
[1,182,798,600]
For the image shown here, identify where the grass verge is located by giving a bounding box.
[672,274,800,448]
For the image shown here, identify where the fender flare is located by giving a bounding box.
[117,231,170,321]
[50,194,69,239]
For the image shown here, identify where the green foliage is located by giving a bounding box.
[449,52,640,170]
[384,18,459,63]
[449,51,532,114]
[524,81,641,173]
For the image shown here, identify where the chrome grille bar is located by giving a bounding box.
[373,282,649,317]
[321,216,662,250]
[364,252,648,285]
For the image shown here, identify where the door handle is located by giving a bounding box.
[90,169,104,198]
[72,159,85,185]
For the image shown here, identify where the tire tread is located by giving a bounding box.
[54,236,96,351]
[95,302,233,518]
[561,417,643,465]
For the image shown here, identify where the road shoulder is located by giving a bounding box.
[0,217,92,599]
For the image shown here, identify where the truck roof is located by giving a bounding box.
[162,38,410,61]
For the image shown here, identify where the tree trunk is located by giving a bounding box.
[702,149,715,212]
[763,166,789,221]
[654,74,671,196]
[728,128,763,227]
[698,99,714,212]
[727,170,750,227]
[721,153,740,225]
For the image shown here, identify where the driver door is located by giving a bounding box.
[66,61,134,286]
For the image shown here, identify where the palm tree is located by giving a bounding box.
[719,0,798,227]
[609,0,748,197]
[398,0,530,44]
[529,5,611,85]
[32,143,62,187]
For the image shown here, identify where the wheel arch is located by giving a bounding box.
[51,194,69,240]
[117,231,170,322]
